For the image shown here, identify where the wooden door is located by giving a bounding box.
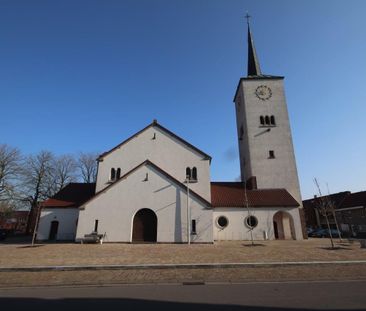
[132,209,157,243]
[49,221,59,240]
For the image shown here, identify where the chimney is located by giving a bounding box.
[246,176,257,190]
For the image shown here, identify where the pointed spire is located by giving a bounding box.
[246,13,262,77]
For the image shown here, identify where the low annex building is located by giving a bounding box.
[37,20,305,243]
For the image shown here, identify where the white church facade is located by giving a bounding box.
[37,21,306,243]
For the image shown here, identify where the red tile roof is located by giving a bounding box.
[41,198,75,207]
[42,180,300,209]
[211,182,299,208]
[42,183,96,208]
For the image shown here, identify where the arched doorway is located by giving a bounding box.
[49,220,59,240]
[132,209,157,243]
[273,211,295,240]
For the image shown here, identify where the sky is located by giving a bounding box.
[1,0,365,200]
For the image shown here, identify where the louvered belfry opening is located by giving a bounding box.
[132,208,157,243]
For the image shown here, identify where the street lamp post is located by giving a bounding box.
[186,176,190,245]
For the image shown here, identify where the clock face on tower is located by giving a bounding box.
[255,85,272,101]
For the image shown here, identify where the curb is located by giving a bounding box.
[1,260,366,272]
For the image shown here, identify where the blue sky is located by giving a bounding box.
[1,0,365,199]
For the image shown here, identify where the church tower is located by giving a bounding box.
[233,17,303,210]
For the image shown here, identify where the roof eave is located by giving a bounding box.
[80,160,212,209]
[97,121,212,163]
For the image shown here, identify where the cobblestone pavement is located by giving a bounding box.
[1,239,365,268]
[1,238,365,287]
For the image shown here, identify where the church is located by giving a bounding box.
[37,21,306,243]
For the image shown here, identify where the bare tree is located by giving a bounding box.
[314,178,336,249]
[0,201,14,223]
[0,144,21,204]
[77,152,98,183]
[53,154,77,192]
[20,151,56,234]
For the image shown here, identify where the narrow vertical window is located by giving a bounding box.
[186,167,191,180]
[191,219,197,234]
[270,115,275,125]
[260,116,264,125]
[269,150,275,158]
[116,168,121,179]
[192,167,197,181]
[94,219,99,233]
[265,116,270,125]
[110,168,116,181]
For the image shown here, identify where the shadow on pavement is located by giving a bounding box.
[0,235,32,245]
[17,245,45,249]
[0,298,361,311]
[242,243,266,247]
[318,246,352,251]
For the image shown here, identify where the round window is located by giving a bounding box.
[245,215,258,228]
[217,216,229,229]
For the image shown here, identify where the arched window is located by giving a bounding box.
[260,116,264,125]
[116,168,121,179]
[265,116,270,125]
[270,115,275,125]
[186,167,191,180]
[110,168,116,181]
[192,167,197,181]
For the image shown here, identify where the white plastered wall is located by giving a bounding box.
[37,208,79,241]
[213,207,302,240]
[96,125,211,202]
[235,79,303,206]
[77,163,213,243]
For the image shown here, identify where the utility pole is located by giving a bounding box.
[186,176,191,245]
[244,183,254,246]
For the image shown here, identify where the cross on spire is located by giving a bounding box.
[245,13,262,76]
[245,12,251,25]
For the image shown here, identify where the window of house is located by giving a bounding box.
[216,216,229,229]
[270,115,276,125]
[265,116,270,125]
[245,215,258,228]
[192,167,197,181]
[260,116,264,125]
[186,167,191,180]
[94,219,99,233]
[110,168,116,181]
[191,219,197,234]
[269,150,275,158]
[116,168,121,179]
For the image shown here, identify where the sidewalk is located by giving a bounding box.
[1,239,365,287]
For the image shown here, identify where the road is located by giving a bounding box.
[0,280,365,310]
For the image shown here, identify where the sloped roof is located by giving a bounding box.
[341,191,366,208]
[42,183,96,208]
[97,120,211,162]
[211,182,299,208]
[302,191,350,211]
[80,160,211,208]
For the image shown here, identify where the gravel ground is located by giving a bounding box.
[0,238,365,287]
